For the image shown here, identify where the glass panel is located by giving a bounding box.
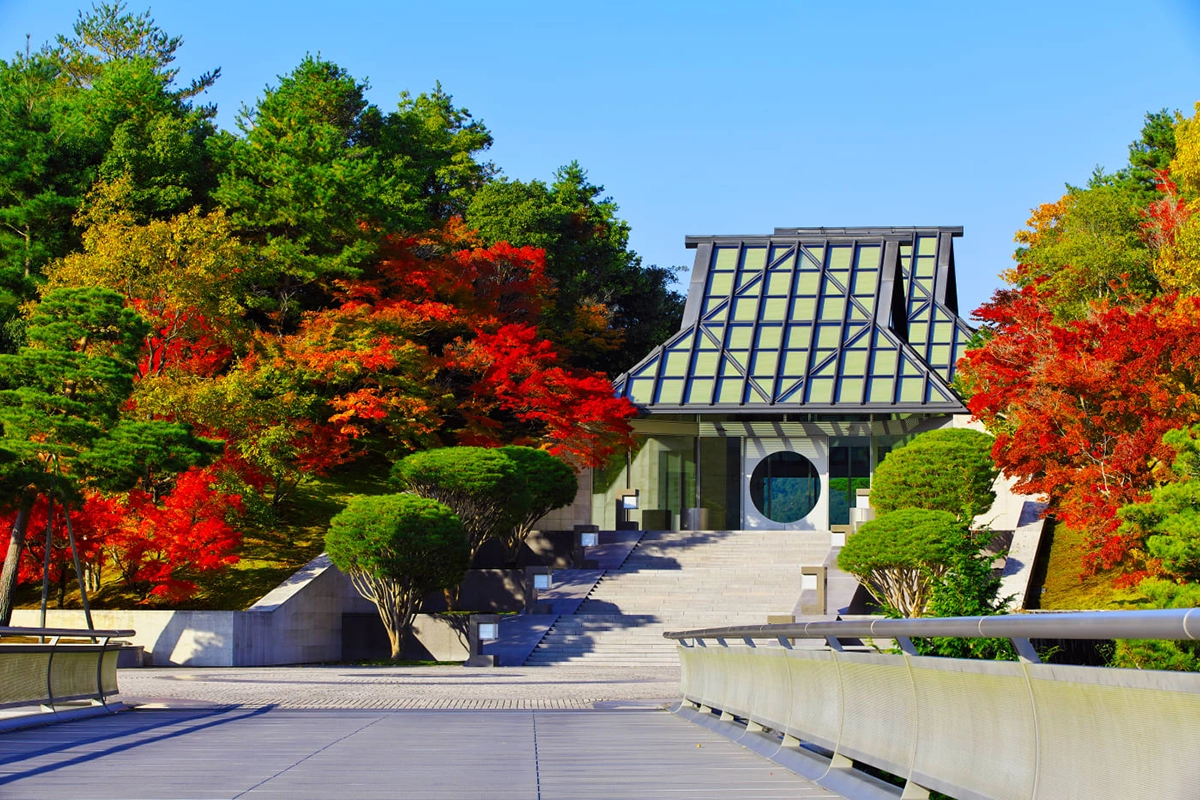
[741,247,767,272]
[795,270,821,295]
[632,357,659,378]
[726,325,753,349]
[737,270,762,292]
[707,271,734,297]
[841,349,867,376]
[749,452,820,523]
[900,357,925,377]
[667,332,694,352]
[630,378,655,403]
[713,246,739,270]
[752,351,778,376]
[843,322,867,345]
[686,378,714,403]
[847,302,869,322]
[916,236,938,257]
[699,436,742,529]
[705,302,728,322]
[717,377,743,403]
[852,269,878,297]
[927,382,953,403]
[781,350,808,376]
[656,378,684,404]
[766,271,792,296]
[820,296,845,320]
[663,352,689,377]
[908,322,929,344]
[806,378,834,403]
[721,354,745,376]
[898,244,913,273]
[871,348,897,375]
[810,355,838,378]
[898,377,924,402]
[932,322,953,344]
[929,344,951,365]
[855,245,881,270]
[777,380,803,402]
[815,323,841,349]
[803,246,825,267]
[756,324,782,350]
[837,377,864,402]
[743,383,769,403]
[786,324,812,350]
[733,297,758,321]
[867,377,894,403]
[691,351,718,377]
[822,273,847,297]
[700,324,723,346]
[703,298,724,316]
[769,245,794,267]
[762,297,787,320]
[790,297,817,321]
[828,246,852,273]
[915,257,936,279]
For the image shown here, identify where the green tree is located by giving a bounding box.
[869,428,998,521]
[374,84,494,226]
[499,446,578,561]
[0,287,213,623]
[390,447,531,563]
[837,509,964,618]
[918,527,1014,660]
[466,163,685,374]
[326,493,469,659]
[213,55,386,327]
[1110,579,1200,671]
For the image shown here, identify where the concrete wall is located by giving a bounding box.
[12,554,480,666]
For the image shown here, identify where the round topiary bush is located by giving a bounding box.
[870,428,998,520]
[326,493,469,659]
[837,508,966,617]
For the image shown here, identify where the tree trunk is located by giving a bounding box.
[0,490,37,626]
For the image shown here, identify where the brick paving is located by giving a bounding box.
[118,663,683,710]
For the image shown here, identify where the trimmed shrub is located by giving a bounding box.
[870,428,998,521]
[500,446,578,552]
[326,493,469,659]
[391,447,531,561]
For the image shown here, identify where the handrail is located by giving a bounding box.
[0,626,135,639]
[0,626,133,714]
[667,609,1200,799]
[664,608,1200,642]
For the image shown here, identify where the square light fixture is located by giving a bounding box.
[533,573,552,591]
[580,532,599,548]
[478,623,499,641]
[621,492,639,510]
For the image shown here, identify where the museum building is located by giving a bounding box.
[590,226,975,532]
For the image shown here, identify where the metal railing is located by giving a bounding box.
[664,610,1200,800]
[0,626,134,711]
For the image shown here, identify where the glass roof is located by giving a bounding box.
[614,228,970,414]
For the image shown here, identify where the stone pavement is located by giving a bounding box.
[117,664,683,709]
[0,664,841,799]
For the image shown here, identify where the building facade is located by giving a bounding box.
[591,226,974,531]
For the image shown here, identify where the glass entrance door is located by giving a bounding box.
[829,439,871,526]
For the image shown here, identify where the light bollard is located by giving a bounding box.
[465,614,499,667]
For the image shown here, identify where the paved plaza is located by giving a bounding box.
[0,665,838,799]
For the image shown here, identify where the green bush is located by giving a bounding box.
[837,509,965,617]
[499,446,578,557]
[870,428,998,521]
[326,493,469,659]
[391,447,531,561]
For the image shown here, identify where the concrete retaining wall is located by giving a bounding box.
[12,554,475,666]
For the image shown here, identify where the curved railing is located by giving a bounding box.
[0,626,134,712]
[665,610,1200,800]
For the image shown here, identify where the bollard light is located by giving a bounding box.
[580,532,599,548]
[478,622,499,641]
[533,573,552,591]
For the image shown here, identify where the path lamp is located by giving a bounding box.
[525,566,554,614]
[465,614,500,667]
[574,525,599,568]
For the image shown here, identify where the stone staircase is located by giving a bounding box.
[522,529,832,666]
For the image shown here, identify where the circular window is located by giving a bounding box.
[750,452,820,523]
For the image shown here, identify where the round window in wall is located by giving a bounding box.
[749,451,820,523]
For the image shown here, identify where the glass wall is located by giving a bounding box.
[698,436,742,529]
[590,436,695,530]
[829,437,871,526]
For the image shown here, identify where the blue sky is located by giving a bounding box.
[2,0,1198,315]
